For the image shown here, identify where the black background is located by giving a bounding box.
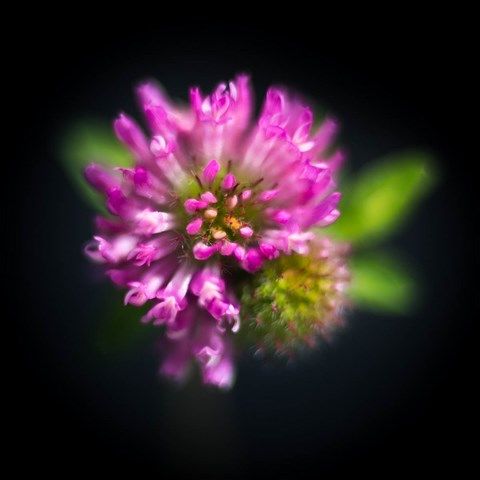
[10,16,476,478]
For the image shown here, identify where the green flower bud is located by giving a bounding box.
[240,238,350,356]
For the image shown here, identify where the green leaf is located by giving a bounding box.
[349,251,417,314]
[94,292,156,354]
[325,151,437,245]
[58,120,133,211]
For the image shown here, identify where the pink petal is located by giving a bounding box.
[222,173,236,190]
[202,159,220,184]
[186,218,203,235]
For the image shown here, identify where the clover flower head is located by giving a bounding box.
[85,74,347,388]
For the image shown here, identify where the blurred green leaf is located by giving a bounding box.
[326,151,437,245]
[59,121,133,211]
[349,251,417,314]
[95,292,156,353]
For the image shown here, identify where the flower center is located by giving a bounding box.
[181,165,265,246]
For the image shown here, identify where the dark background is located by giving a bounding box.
[10,17,475,478]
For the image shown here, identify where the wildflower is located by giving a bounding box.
[85,74,346,388]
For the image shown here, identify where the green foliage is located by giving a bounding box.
[326,151,437,245]
[323,150,438,314]
[349,251,417,314]
[59,121,133,211]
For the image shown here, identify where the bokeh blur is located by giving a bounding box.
[10,19,475,478]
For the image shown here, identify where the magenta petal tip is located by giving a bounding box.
[222,173,236,190]
[186,218,203,235]
[193,242,219,260]
[201,191,217,203]
[258,189,278,202]
[202,159,220,184]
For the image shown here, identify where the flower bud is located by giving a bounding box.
[240,238,350,356]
